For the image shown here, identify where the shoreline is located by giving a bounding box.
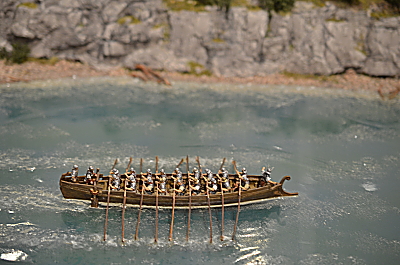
[1,60,399,96]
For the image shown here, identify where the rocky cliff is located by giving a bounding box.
[1,0,399,77]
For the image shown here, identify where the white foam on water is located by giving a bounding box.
[1,250,28,262]
[362,182,377,192]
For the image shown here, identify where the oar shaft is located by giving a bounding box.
[155,156,159,243]
[169,180,176,241]
[220,181,224,241]
[232,160,241,240]
[232,184,241,240]
[126,157,133,172]
[219,158,226,241]
[186,155,191,242]
[135,159,144,241]
[207,188,213,244]
[103,177,111,241]
[155,181,159,243]
[122,179,127,243]
[135,184,144,240]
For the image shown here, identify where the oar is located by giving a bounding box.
[155,156,159,244]
[121,157,132,243]
[176,158,184,169]
[121,178,127,243]
[104,158,118,241]
[135,158,145,241]
[218,158,226,241]
[126,157,133,173]
[197,156,212,244]
[206,181,213,244]
[103,177,111,241]
[169,159,181,242]
[186,155,191,242]
[232,160,241,241]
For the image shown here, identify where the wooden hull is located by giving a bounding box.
[60,173,298,209]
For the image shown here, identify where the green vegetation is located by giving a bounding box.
[259,0,295,13]
[163,0,206,12]
[117,16,141,25]
[0,43,30,64]
[385,0,400,11]
[0,47,8,59]
[325,17,346,22]
[17,2,38,9]
[28,56,59,65]
[152,24,164,29]
[370,9,400,19]
[187,61,213,76]
[212,38,225,43]
[151,23,171,41]
[162,0,399,17]
[282,71,336,82]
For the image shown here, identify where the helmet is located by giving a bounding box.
[73,165,78,169]
[205,169,210,173]
[221,168,226,172]
[193,167,198,172]
[242,168,247,173]
[147,169,151,173]
[160,169,165,173]
[130,167,135,172]
[175,168,180,172]
[89,166,94,171]
[112,168,118,173]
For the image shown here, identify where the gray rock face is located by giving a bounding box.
[1,0,399,77]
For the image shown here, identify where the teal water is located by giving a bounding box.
[0,77,399,264]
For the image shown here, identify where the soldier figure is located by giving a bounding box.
[260,166,275,187]
[172,178,186,196]
[84,166,95,185]
[142,169,154,194]
[204,168,214,181]
[125,167,137,191]
[206,177,218,194]
[110,168,121,190]
[156,169,168,195]
[173,168,183,183]
[193,167,201,181]
[204,169,218,194]
[71,164,79,183]
[218,168,231,192]
[239,167,250,191]
[188,167,201,195]
[172,168,185,195]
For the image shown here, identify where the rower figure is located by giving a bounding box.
[71,164,79,183]
[142,169,154,194]
[172,168,185,196]
[173,168,183,183]
[125,167,137,192]
[156,169,167,195]
[172,178,186,196]
[204,169,217,194]
[84,166,95,184]
[110,168,121,190]
[260,166,275,187]
[218,167,231,192]
[239,167,250,191]
[188,167,201,195]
